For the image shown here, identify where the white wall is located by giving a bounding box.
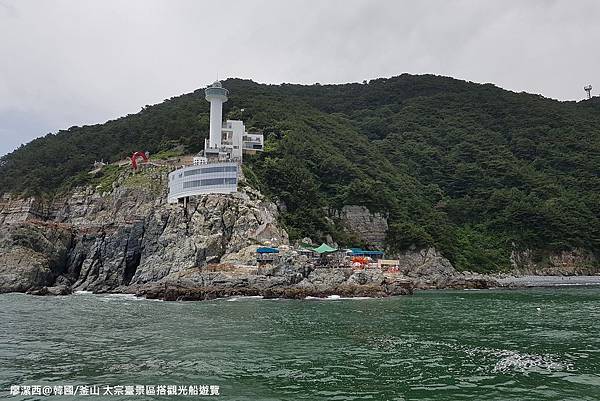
[168,161,239,203]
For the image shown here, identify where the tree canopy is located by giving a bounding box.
[1,74,599,271]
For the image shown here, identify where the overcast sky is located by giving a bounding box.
[1,0,598,157]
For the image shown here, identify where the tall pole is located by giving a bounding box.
[208,97,223,148]
[205,82,229,149]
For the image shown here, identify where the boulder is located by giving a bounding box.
[26,285,72,296]
[307,268,353,291]
[0,222,71,293]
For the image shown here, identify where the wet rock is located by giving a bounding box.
[26,285,72,296]
[442,274,498,289]
[0,222,71,293]
[383,278,414,296]
[131,264,415,301]
[347,269,385,286]
[46,285,73,295]
[307,268,353,291]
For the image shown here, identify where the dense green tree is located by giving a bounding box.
[2,74,599,272]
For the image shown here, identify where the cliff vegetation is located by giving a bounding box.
[1,74,599,272]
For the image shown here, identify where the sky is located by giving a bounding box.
[1,0,599,157]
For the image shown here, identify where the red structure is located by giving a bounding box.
[130,151,149,170]
[351,256,369,269]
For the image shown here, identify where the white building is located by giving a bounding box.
[168,81,263,203]
[168,161,239,200]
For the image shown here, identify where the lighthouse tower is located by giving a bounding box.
[167,80,264,203]
[205,81,229,149]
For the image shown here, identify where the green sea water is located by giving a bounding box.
[1,288,599,400]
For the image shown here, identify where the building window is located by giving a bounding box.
[182,166,237,176]
[201,166,238,174]
[183,177,237,189]
[183,168,203,177]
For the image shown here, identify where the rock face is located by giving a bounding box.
[0,222,72,293]
[0,166,454,299]
[395,247,499,289]
[0,194,49,224]
[0,167,288,294]
[5,165,588,299]
[132,265,413,301]
[510,248,600,276]
[339,205,388,246]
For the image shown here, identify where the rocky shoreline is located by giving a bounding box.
[1,167,598,301]
[495,275,600,288]
[22,272,600,301]
[17,253,500,301]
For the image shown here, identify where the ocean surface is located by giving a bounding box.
[1,288,599,400]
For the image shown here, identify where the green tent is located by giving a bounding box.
[313,243,338,254]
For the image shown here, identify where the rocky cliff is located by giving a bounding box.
[338,205,388,246]
[0,166,289,293]
[509,248,600,276]
[5,163,588,300]
[0,164,496,299]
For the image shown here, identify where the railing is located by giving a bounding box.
[205,87,229,97]
[171,158,241,170]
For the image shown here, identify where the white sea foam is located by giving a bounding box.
[226,296,264,302]
[304,295,342,301]
[99,293,145,302]
[368,335,573,375]
[104,293,140,298]
[141,297,164,302]
[304,295,372,301]
[491,350,569,373]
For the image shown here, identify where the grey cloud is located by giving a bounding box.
[0,0,598,156]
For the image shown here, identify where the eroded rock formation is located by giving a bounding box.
[339,205,388,246]
[0,167,289,294]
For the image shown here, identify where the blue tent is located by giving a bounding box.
[349,248,384,257]
[256,247,280,254]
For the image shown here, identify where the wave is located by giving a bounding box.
[100,293,142,300]
[368,335,573,374]
[492,350,570,373]
[305,295,372,300]
[226,296,264,302]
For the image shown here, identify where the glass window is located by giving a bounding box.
[183,177,237,189]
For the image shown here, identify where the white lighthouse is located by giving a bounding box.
[205,81,228,149]
[167,80,264,203]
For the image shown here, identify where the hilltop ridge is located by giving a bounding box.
[1,74,599,272]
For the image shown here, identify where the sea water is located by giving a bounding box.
[1,287,599,400]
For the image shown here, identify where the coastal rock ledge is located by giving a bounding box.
[131,265,414,301]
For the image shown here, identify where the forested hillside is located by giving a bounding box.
[1,74,599,271]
